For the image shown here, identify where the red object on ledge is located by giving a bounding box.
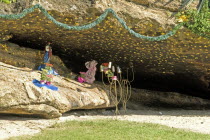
[102,63,109,67]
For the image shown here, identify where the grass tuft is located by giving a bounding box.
[10,119,210,140]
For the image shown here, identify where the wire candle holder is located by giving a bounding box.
[100,62,134,114]
[119,62,134,112]
[120,79,132,112]
[100,62,121,114]
[109,75,122,114]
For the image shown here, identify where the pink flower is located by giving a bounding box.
[112,76,117,80]
[46,82,51,85]
[78,77,85,83]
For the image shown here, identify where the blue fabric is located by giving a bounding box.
[44,51,49,63]
[38,64,46,71]
[32,79,58,91]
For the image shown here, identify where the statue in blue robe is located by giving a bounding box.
[44,42,52,63]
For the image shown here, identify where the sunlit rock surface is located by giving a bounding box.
[0,62,113,118]
[0,0,209,98]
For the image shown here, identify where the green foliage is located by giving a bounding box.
[106,70,114,77]
[41,66,52,82]
[0,0,16,4]
[11,120,210,140]
[197,0,209,13]
[40,68,48,81]
[177,0,210,39]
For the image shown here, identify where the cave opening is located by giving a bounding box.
[3,37,210,100]
[0,4,209,99]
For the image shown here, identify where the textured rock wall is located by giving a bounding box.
[0,41,72,76]
[1,61,210,119]
[0,62,113,118]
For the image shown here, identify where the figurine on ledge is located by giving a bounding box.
[33,63,58,91]
[78,60,98,84]
[38,42,58,75]
[40,63,54,85]
[44,42,52,63]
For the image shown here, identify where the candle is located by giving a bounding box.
[117,66,121,73]
[100,65,104,72]
[129,62,134,68]
[108,62,112,68]
[112,66,115,72]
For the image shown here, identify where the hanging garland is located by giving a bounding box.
[0,4,185,41]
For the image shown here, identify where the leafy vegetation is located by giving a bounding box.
[0,0,16,4]
[177,0,210,39]
[11,120,210,140]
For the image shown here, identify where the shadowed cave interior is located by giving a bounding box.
[6,36,210,99]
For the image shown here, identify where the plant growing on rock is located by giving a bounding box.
[0,0,16,4]
[176,0,210,39]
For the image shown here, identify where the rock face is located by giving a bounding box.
[0,0,209,98]
[0,41,72,77]
[0,62,113,118]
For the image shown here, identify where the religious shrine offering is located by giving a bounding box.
[78,60,98,84]
[40,63,54,85]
